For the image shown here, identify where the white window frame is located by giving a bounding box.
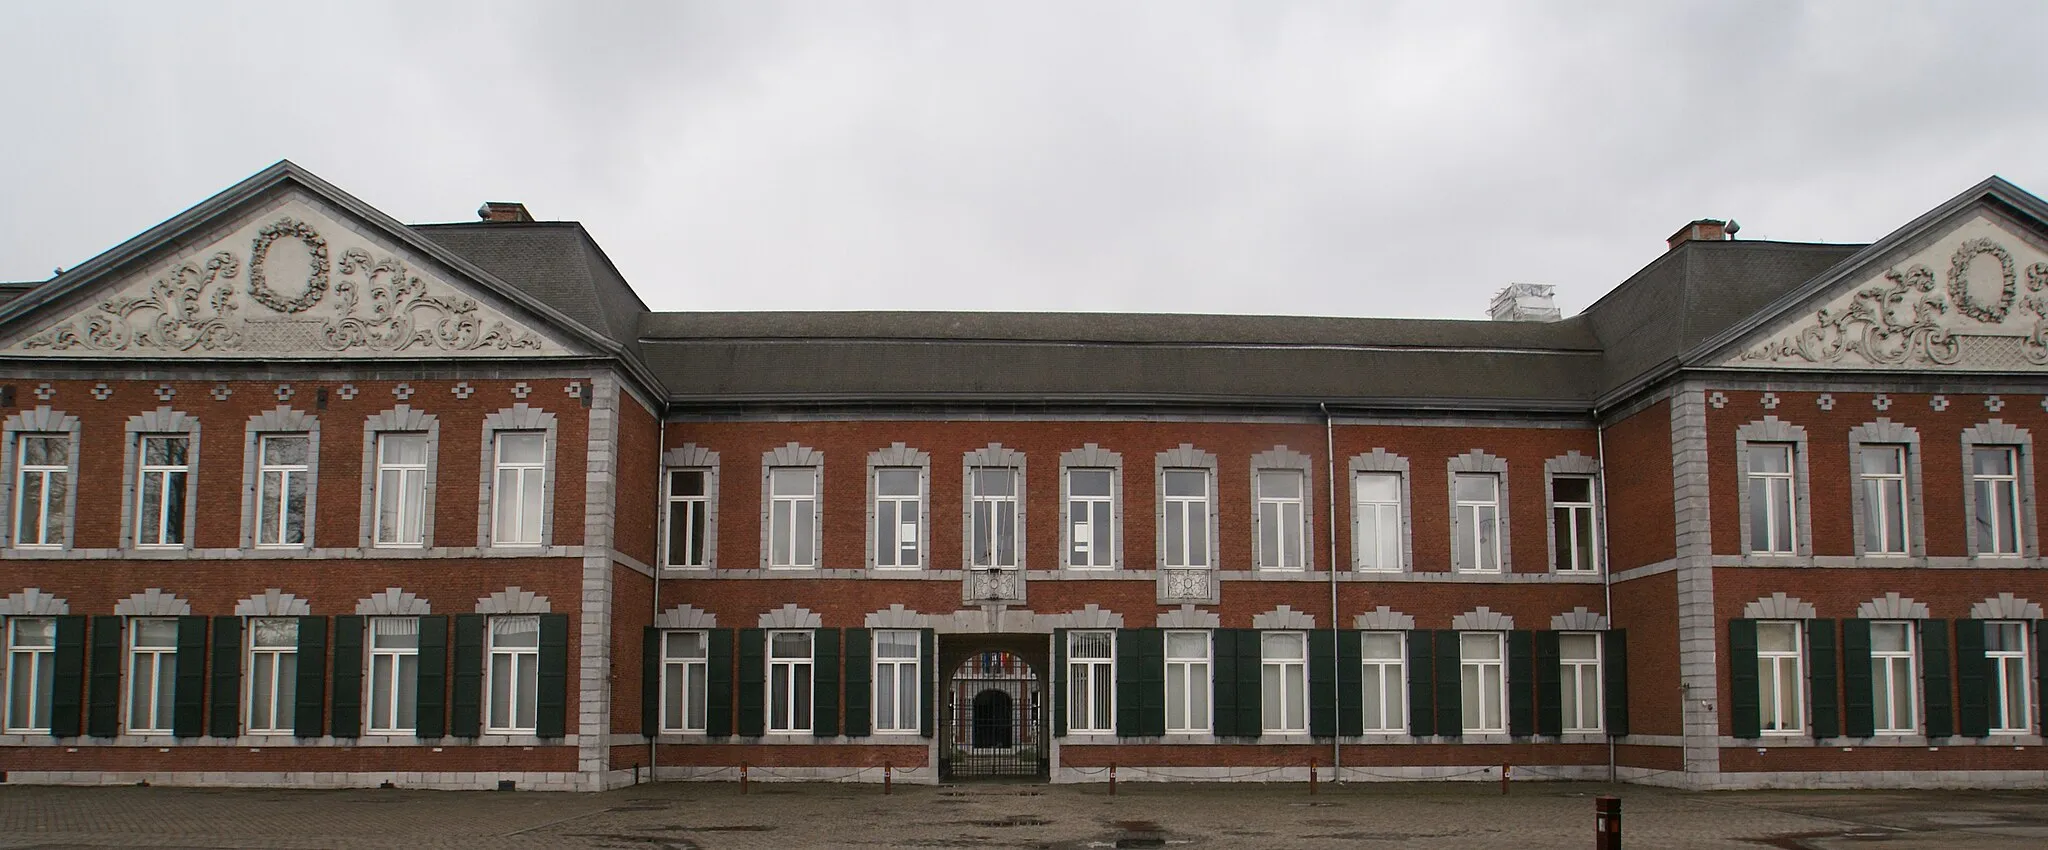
[126,618,178,735]
[1549,475,1598,573]
[1165,630,1211,734]
[1972,446,2023,557]
[246,617,299,735]
[968,466,1020,569]
[1747,443,1797,554]
[372,433,431,548]
[135,435,192,549]
[253,434,312,549]
[873,629,921,734]
[12,434,69,549]
[767,629,814,734]
[1360,631,1406,733]
[1859,445,1910,556]
[1756,620,1805,736]
[490,432,547,547]
[1451,473,1502,573]
[1261,631,1308,734]
[1459,632,1506,734]
[1869,620,1918,735]
[660,630,708,734]
[1160,470,1212,569]
[4,617,56,733]
[1559,632,1603,734]
[1987,620,2032,735]
[362,405,438,550]
[486,615,540,734]
[1065,467,1117,570]
[665,468,712,569]
[767,466,819,569]
[1353,471,1403,572]
[1254,469,1307,571]
[874,467,924,569]
[1067,630,1115,734]
[366,617,420,735]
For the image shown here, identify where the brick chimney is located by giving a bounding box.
[1667,219,1730,250]
[477,202,535,223]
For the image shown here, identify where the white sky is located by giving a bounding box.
[3,1,2044,319]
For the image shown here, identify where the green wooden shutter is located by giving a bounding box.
[450,614,485,738]
[1308,630,1337,738]
[1727,619,1759,738]
[1116,628,1143,737]
[1406,630,1435,737]
[173,615,208,739]
[1603,630,1629,737]
[2037,623,2048,733]
[331,616,364,739]
[50,615,85,738]
[1922,619,1952,739]
[208,617,241,739]
[1236,629,1264,738]
[1534,631,1563,737]
[415,616,448,739]
[736,629,765,737]
[1507,631,1535,738]
[706,629,734,736]
[1955,619,1990,737]
[87,616,121,738]
[1839,619,1870,738]
[641,628,662,735]
[1336,630,1363,738]
[1809,619,1839,739]
[536,614,569,739]
[919,629,936,738]
[843,628,871,737]
[294,616,328,738]
[813,628,841,737]
[1434,630,1461,737]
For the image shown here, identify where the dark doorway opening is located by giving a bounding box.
[939,636,1049,781]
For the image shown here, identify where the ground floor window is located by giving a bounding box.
[768,630,813,733]
[1460,632,1504,733]
[246,618,299,734]
[1261,632,1307,733]
[874,630,920,733]
[1361,631,1405,733]
[1988,621,2032,734]
[1165,631,1210,733]
[5,618,55,733]
[1560,633,1602,733]
[1757,621,1804,735]
[661,630,708,734]
[368,617,419,734]
[487,616,540,733]
[1067,631,1113,733]
[127,618,177,734]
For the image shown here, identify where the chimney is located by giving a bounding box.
[1489,283,1561,322]
[477,202,535,223]
[1666,218,1731,251]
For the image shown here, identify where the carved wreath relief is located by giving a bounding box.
[1741,236,2048,368]
[22,216,546,355]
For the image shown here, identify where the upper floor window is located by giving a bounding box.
[1559,633,1603,733]
[1066,469,1115,569]
[1460,632,1505,733]
[874,468,922,569]
[666,469,710,568]
[1354,472,1402,572]
[1859,446,1909,556]
[767,630,813,734]
[1756,621,1804,735]
[768,467,818,568]
[1067,631,1114,733]
[135,436,190,548]
[367,617,419,735]
[491,433,546,546]
[1361,631,1406,733]
[1262,632,1308,733]
[1987,621,2032,734]
[246,618,299,734]
[1255,470,1306,571]
[1746,444,1797,554]
[873,630,921,734]
[1550,476,1596,572]
[1869,621,1917,735]
[13,435,68,549]
[1973,447,2023,556]
[969,468,1019,568]
[374,433,429,547]
[660,630,708,734]
[1165,631,1211,733]
[255,435,311,548]
[5,617,55,733]
[487,615,540,734]
[1161,470,1211,569]
[127,618,178,734]
[1451,473,1501,573]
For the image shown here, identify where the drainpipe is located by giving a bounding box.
[651,406,666,783]
[1595,410,1615,783]
[1321,403,1341,780]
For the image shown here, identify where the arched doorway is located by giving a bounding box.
[971,689,1014,749]
[939,636,1048,780]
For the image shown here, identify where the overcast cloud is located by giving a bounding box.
[3,1,2045,319]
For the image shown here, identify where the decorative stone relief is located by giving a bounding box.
[1354,606,1416,631]
[475,587,551,614]
[864,604,926,629]
[758,604,821,629]
[1051,604,1124,630]
[233,589,312,617]
[355,587,431,615]
[1156,604,1220,629]
[1450,607,1514,631]
[1743,592,1817,620]
[655,604,717,630]
[1551,607,1610,631]
[1855,593,1929,620]
[0,588,69,615]
[113,588,192,617]
[1252,605,1316,630]
[1970,593,2044,620]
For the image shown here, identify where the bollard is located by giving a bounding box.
[740,762,750,795]
[1109,762,1117,796]
[1595,796,1622,850]
[1309,758,1318,795]
[884,761,892,795]
[1500,763,1510,796]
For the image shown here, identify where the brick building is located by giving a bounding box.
[1,162,2046,790]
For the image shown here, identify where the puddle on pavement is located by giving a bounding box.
[962,816,1052,827]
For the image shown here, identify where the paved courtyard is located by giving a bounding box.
[2,780,2047,849]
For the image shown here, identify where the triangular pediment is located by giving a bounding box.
[1718,194,2048,372]
[0,168,588,359]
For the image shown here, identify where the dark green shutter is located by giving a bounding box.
[173,616,208,738]
[1117,629,1164,738]
[1236,629,1264,738]
[1534,631,1563,737]
[1956,619,1990,737]
[1604,630,1629,737]
[1336,630,1363,738]
[208,617,241,739]
[844,628,871,736]
[1434,630,1461,737]
[641,628,662,735]
[1839,619,1871,738]
[1406,630,1435,737]
[451,614,485,738]
[1117,629,1142,736]
[1728,619,1759,738]
[50,616,85,738]
[706,629,734,736]
[1809,619,1839,739]
[813,628,841,737]
[2039,624,2048,733]
[1308,630,1337,738]
[1052,630,1069,737]
[736,629,765,737]
[87,616,121,738]
[919,629,936,738]
[294,616,327,738]
[1922,620,1952,739]
[415,616,448,738]
[1508,631,1535,738]
[536,614,568,739]
[331,616,364,738]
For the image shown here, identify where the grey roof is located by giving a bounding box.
[0,282,40,309]
[413,222,649,360]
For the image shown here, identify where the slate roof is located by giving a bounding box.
[0,282,40,309]
[413,222,649,361]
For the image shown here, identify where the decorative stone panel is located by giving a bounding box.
[864,604,928,630]
[233,589,313,617]
[655,604,717,630]
[1551,607,1610,630]
[1354,606,1415,631]
[1156,604,1220,629]
[1451,607,1514,631]
[113,589,192,617]
[0,588,69,615]
[355,587,431,615]
[475,587,551,614]
[1743,592,1817,620]
[1855,593,1929,620]
[1970,593,2045,620]
[758,604,822,629]
[1252,605,1316,630]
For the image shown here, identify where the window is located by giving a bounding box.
[1559,633,1603,733]
[486,616,540,733]
[874,468,921,569]
[1756,621,1804,734]
[1161,470,1210,568]
[767,630,813,733]
[1261,632,1308,733]
[1452,474,1501,572]
[873,630,920,733]
[1746,444,1797,554]
[1255,471,1305,571]
[13,435,68,548]
[1550,476,1596,572]
[1460,632,1505,733]
[1165,631,1210,733]
[660,631,708,734]
[491,433,546,546]
[665,469,709,568]
[254,435,310,547]
[768,468,817,568]
[5,618,55,732]
[1973,447,2022,556]
[1858,446,1909,555]
[1361,631,1406,733]
[374,433,429,547]
[246,618,299,734]
[135,436,190,548]
[1354,473,1401,572]
[1869,621,1917,735]
[127,618,178,734]
[969,468,1019,568]
[1987,621,2032,734]
[367,618,419,734]
[1067,631,1114,733]
[1067,469,1115,569]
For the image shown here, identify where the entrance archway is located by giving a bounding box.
[971,689,1014,749]
[938,633,1049,780]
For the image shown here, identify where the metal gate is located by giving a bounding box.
[939,651,1048,780]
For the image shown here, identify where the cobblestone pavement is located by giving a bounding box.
[3,781,2048,849]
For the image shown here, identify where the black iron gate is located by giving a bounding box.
[939,652,1048,779]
